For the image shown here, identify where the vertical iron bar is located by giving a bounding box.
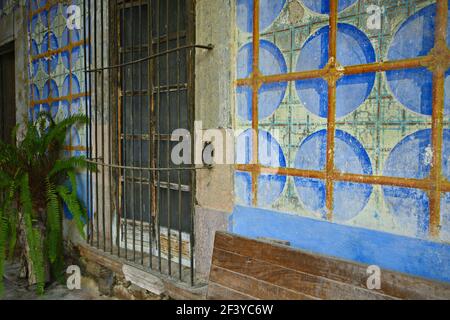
[131,0,137,263]
[138,0,144,267]
[88,0,94,247]
[187,0,196,287]
[166,0,172,277]
[122,0,128,260]
[325,0,338,221]
[100,0,106,252]
[430,0,448,237]
[156,0,162,272]
[147,0,154,270]
[93,0,99,248]
[108,0,114,255]
[251,0,260,206]
[82,0,89,244]
[115,1,122,258]
[176,0,183,281]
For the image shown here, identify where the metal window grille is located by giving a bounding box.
[83,0,211,286]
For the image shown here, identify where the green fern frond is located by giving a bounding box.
[49,156,96,178]
[20,174,45,295]
[56,186,86,239]
[42,114,88,152]
[67,171,88,222]
[0,171,12,190]
[0,178,19,296]
[8,210,17,261]
[45,178,61,264]
[0,208,8,296]
[1,113,91,295]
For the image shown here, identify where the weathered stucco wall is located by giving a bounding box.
[194,0,235,279]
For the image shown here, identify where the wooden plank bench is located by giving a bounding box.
[207,232,450,300]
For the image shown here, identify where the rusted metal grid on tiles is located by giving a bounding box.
[235,0,450,238]
[28,0,89,153]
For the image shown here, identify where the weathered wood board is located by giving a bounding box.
[207,232,450,300]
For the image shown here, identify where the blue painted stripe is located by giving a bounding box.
[230,205,450,284]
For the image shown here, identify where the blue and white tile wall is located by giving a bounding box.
[233,0,450,282]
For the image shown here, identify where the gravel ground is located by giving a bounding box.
[1,263,113,300]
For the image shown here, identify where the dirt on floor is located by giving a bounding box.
[1,263,114,300]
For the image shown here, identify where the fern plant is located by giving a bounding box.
[0,112,95,295]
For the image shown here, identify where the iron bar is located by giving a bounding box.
[87,44,213,73]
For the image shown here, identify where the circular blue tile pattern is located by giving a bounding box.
[235,129,287,206]
[237,40,287,121]
[39,0,58,28]
[387,2,450,116]
[383,129,450,237]
[237,0,286,33]
[30,39,40,78]
[41,31,59,74]
[440,193,450,242]
[30,84,40,121]
[42,79,59,118]
[29,0,39,33]
[294,129,373,221]
[295,23,376,118]
[61,26,81,70]
[301,0,357,14]
[61,74,81,117]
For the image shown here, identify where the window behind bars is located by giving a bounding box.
[86,0,198,285]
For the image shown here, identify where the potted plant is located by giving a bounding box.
[0,112,95,295]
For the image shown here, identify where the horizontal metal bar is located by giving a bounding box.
[120,176,191,192]
[88,44,213,73]
[85,158,209,172]
[236,164,450,192]
[120,133,188,141]
[236,56,431,86]
[121,134,151,141]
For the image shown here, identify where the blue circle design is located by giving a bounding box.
[237,40,287,121]
[61,27,81,70]
[29,0,39,33]
[30,39,40,78]
[387,2,450,116]
[30,84,41,121]
[294,129,373,221]
[440,193,450,242]
[301,0,357,14]
[41,32,59,74]
[237,0,286,33]
[39,0,58,28]
[61,74,81,117]
[296,24,376,118]
[42,79,60,118]
[235,129,287,206]
[386,4,450,116]
[383,129,450,237]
